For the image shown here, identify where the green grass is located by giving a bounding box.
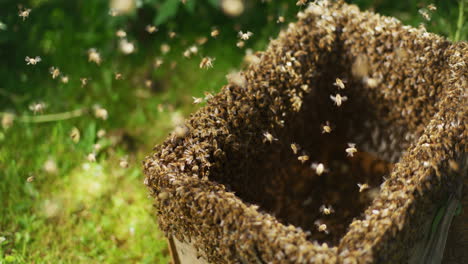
[0,0,465,263]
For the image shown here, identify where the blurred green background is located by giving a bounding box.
[0,0,465,263]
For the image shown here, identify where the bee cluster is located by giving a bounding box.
[144,1,467,263]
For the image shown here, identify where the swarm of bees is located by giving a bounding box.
[144,1,466,263]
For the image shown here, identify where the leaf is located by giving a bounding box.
[154,0,181,25]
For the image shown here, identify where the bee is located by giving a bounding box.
[80,77,89,87]
[97,129,106,138]
[1,113,14,130]
[418,9,431,21]
[314,220,329,234]
[93,143,102,152]
[160,43,170,54]
[189,45,198,55]
[236,41,245,48]
[298,155,309,164]
[277,16,285,23]
[296,0,308,6]
[154,58,164,68]
[70,127,80,143]
[192,97,203,104]
[25,56,41,65]
[427,4,437,11]
[204,92,214,100]
[357,183,370,192]
[168,31,177,38]
[333,78,345,89]
[290,143,300,155]
[145,80,152,88]
[120,39,135,54]
[146,25,158,34]
[61,75,69,84]
[319,205,334,215]
[29,102,46,114]
[87,152,96,162]
[119,158,129,168]
[27,175,35,182]
[196,37,208,45]
[263,132,277,143]
[183,49,191,58]
[211,28,220,38]
[238,31,253,40]
[88,48,102,65]
[116,29,127,38]
[321,121,332,134]
[330,93,348,106]
[18,7,31,21]
[49,67,60,79]
[94,106,108,120]
[345,143,357,157]
[199,57,214,69]
[115,72,123,80]
[311,162,327,176]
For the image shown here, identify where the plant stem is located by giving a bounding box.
[454,0,465,42]
[0,108,88,123]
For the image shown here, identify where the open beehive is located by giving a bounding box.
[144,1,467,263]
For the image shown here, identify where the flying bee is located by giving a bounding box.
[119,157,129,168]
[333,78,345,89]
[87,152,96,162]
[115,72,123,80]
[146,25,157,34]
[277,16,285,23]
[18,7,31,21]
[263,132,277,143]
[418,9,431,21]
[357,183,370,192]
[61,75,69,83]
[314,220,329,234]
[319,205,334,215]
[192,97,203,104]
[345,143,357,157]
[160,43,170,54]
[211,28,220,38]
[88,48,102,65]
[290,143,300,155]
[49,67,60,79]
[199,57,215,69]
[311,162,327,176]
[296,0,307,6]
[70,127,80,143]
[25,56,41,65]
[116,29,126,38]
[427,4,437,11]
[298,155,309,164]
[236,41,245,48]
[238,31,253,40]
[330,93,348,106]
[321,121,332,134]
[29,102,46,114]
[80,77,89,87]
[168,31,177,38]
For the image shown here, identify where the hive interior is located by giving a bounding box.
[209,58,403,246]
